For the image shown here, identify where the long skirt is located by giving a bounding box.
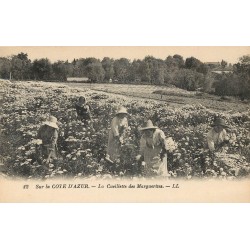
[36,145,57,162]
[107,131,121,162]
[143,146,168,176]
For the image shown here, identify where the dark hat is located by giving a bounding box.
[79,96,86,102]
[211,118,229,128]
[139,120,158,131]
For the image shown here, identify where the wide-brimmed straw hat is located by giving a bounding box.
[116,107,128,115]
[139,120,158,131]
[211,118,229,128]
[44,116,59,129]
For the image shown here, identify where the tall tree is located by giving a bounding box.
[85,62,105,82]
[221,60,228,69]
[173,54,185,68]
[52,61,68,81]
[129,59,142,83]
[75,57,100,77]
[32,58,52,80]
[234,55,250,99]
[138,61,151,82]
[0,57,11,79]
[11,57,23,80]
[214,73,240,97]
[101,57,114,81]
[185,57,202,71]
[11,53,32,80]
[113,58,131,82]
[173,68,204,91]
[141,56,166,84]
[197,63,210,75]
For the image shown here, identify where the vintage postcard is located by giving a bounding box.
[0,46,250,202]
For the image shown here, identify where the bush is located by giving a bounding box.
[172,69,204,91]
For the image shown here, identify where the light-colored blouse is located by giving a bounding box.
[207,128,229,151]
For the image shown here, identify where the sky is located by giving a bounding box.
[0,46,249,64]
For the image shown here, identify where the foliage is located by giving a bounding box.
[0,57,11,79]
[1,81,249,180]
[85,62,105,83]
[203,73,216,93]
[185,57,202,70]
[51,61,68,81]
[214,73,240,97]
[12,53,32,80]
[32,58,52,80]
[233,55,250,99]
[1,52,250,99]
[212,55,250,99]
[113,58,131,82]
[101,57,114,81]
[173,69,204,91]
[221,60,228,69]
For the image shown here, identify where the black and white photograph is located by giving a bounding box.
[1,1,250,250]
[0,46,249,202]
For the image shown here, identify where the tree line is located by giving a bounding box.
[0,52,249,99]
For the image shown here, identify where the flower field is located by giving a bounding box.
[0,80,250,180]
[64,82,250,113]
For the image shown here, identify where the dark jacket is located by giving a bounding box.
[75,103,91,121]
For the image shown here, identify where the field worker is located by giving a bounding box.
[106,106,129,163]
[37,116,59,164]
[75,96,92,124]
[136,120,168,177]
[207,117,230,152]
